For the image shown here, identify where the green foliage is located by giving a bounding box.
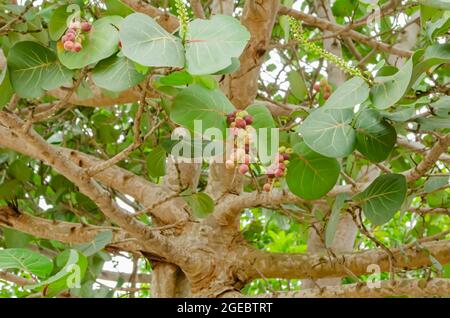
[354,174,407,226]
[183,192,214,218]
[370,58,413,109]
[299,108,356,158]
[92,54,145,92]
[323,77,369,109]
[170,84,235,134]
[8,41,73,98]
[286,142,340,200]
[354,108,397,162]
[120,13,184,68]
[185,15,250,75]
[58,16,122,69]
[0,248,53,278]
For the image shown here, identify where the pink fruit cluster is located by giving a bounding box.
[225,110,254,175]
[262,147,293,192]
[61,20,92,53]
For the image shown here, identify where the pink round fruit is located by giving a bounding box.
[235,118,246,129]
[238,164,249,175]
[277,163,286,171]
[81,21,92,32]
[63,40,74,51]
[227,114,235,124]
[244,115,253,125]
[282,153,290,161]
[243,154,251,165]
[65,32,75,41]
[323,92,331,100]
[263,183,271,192]
[324,85,332,93]
[73,42,82,52]
[275,168,284,178]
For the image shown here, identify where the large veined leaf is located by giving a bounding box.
[353,174,407,226]
[58,16,122,69]
[92,55,145,92]
[299,108,356,158]
[27,250,87,297]
[325,193,348,248]
[120,13,184,68]
[370,58,413,109]
[170,84,235,134]
[286,142,340,200]
[354,108,397,162]
[323,77,369,109]
[185,15,250,75]
[410,43,450,86]
[74,231,113,257]
[8,41,73,98]
[0,248,53,278]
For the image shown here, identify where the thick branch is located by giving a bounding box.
[257,278,450,298]
[241,239,450,280]
[0,111,174,258]
[222,0,281,108]
[0,206,144,253]
[0,124,174,222]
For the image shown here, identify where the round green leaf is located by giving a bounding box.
[170,84,235,134]
[323,77,369,109]
[8,41,73,98]
[411,43,450,86]
[286,142,341,200]
[0,248,53,278]
[354,108,397,162]
[370,58,413,109]
[353,174,407,226]
[185,15,250,75]
[120,13,184,68]
[299,108,356,158]
[92,55,145,92]
[58,16,122,69]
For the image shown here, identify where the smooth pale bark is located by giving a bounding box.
[221,0,281,109]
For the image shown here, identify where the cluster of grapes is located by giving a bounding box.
[61,20,92,52]
[225,110,255,175]
[313,78,333,100]
[262,147,292,192]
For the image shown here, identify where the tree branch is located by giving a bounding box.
[0,111,175,259]
[403,134,450,182]
[0,205,144,252]
[241,239,450,280]
[279,6,412,57]
[257,278,450,298]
